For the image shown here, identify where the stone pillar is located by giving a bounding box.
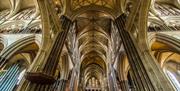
[50,79,67,91]
[119,80,129,91]
[108,75,114,91]
[17,15,72,91]
[128,70,138,91]
[114,14,175,91]
[109,65,118,91]
[25,15,72,84]
[69,71,77,91]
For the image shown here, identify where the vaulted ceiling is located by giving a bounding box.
[76,11,110,85]
[0,0,36,11]
[0,0,180,89]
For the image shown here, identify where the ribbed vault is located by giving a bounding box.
[0,0,180,91]
[75,10,111,89]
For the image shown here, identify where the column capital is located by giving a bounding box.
[60,15,73,31]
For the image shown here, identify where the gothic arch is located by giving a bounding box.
[66,5,117,21]
[148,33,180,54]
[4,54,30,71]
[80,55,107,90]
[0,35,40,91]
[147,33,180,79]
[77,25,109,40]
[117,51,130,81]
[0,35,40,69]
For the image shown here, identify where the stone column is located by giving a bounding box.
[119,80,129,91]
[128,70,138,91]
[17,15,72,91]
[109,65,118,91]
[69,70,77,91]
[108,75,114,91]
[51,79,67,91]
[25,15,72,84]
[114,14,175,91]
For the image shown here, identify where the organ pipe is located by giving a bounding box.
[0,63,20,91]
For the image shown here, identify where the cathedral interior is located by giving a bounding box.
[0,0,180,91]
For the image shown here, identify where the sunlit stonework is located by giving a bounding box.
[0,0,180,91]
